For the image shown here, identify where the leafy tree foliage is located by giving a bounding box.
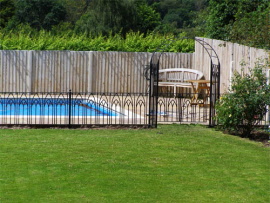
[0,0,15,28]
[0,0,268,49]
[10,0,66,30]
[206,0,270,49]
[59,0,91,25]
[75,0,160,36]
[135,1,161,33]
[75,0,133,35]
[152,0,208,36]
[206,0,238,40]
[229,1,270,49]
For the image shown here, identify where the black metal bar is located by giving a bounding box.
[68,89,72,128]
[209,62,214,126]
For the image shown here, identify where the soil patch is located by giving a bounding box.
[250,131,270,147]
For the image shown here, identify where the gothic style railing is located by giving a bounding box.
[0,91,149,128]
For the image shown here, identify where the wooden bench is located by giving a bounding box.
[158,68,204,94]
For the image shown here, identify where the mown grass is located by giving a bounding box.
[0,125,269,202]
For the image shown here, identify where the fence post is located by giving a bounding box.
[27,50,33,92]
[88,51,94,92]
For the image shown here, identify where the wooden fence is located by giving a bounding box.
[194,37,269,93]
[0,38,269,93]
[0,50,193,93]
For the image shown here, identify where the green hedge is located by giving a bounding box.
[0,30,195,52]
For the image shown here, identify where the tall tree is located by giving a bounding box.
[206,0,238,40]
[206,0,270,49]
[75,0,160,36]
[229,0,270,49]
[151,0,203,35]
[133,0,161,33]
[0,0,15,28]
[59,0,91,25]
[11,0,66,30]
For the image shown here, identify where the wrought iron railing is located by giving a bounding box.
[156,93,210,123]
[5,91,266,128]
[0,91,149,127]
[0,91,215,128]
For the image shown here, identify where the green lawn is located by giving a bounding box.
[0,125,269,203]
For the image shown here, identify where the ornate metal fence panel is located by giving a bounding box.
[156,93,210,124]
[0,92,149,127]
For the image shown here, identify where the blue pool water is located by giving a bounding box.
[0,98,118,116]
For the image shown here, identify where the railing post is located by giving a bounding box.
[68,89,72,128]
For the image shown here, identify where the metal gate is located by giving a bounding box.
[148,37,220,127]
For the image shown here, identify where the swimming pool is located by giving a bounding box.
[0,98,119,116]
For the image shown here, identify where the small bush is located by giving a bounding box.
[215,59,270,137]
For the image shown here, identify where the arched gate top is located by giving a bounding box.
[148,37,221,127]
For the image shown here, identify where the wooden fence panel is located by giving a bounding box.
[212,39,233,92]
[0,50,194,93]
[91,51,152,93]
[194,39,211,80]
[0,50,31,92]
[159,52,194,70]
[31,51,90,92]
[195,38,269,93]
[0,40,268,93]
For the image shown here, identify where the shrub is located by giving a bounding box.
[215,59,270,137]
